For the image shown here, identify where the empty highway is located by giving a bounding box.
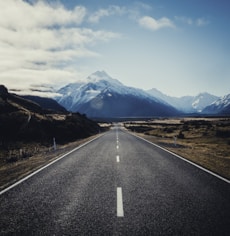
[0,125,230,235]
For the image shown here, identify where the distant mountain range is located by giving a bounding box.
[3,71,230,117]
[202,94,230,115]
[146,88,219,113]
[55,71,230,117]
[56,71,180,118]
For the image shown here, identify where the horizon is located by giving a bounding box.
[0,0,229,97]
[4,70,224,99]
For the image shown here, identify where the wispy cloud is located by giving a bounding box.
[196,18,209,27]
[88,5,126,23]
[174,16,193,25]
[138,16,174,31]
[175,16,209,27]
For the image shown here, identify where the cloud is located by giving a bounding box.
[175,16,209,27]
[196,18,209,27]
[174,16,193,25]
[0,0,120,95]
[134,2,152,11]
[88,5,126,23]
[139,16,174,31]
[0,0,86,29]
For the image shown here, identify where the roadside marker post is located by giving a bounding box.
[53,137,57,151]
[174,136,177,147]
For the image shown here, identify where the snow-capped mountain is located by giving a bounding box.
[56,71,180,118]
[147,88,219,113]
[192,93,220,112]
[202,94,230,115]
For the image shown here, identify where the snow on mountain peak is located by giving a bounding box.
[211,94,230,107]
[56,70,163,112]
[87,71,123,87]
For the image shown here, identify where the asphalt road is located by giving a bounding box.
[0,125,230,235]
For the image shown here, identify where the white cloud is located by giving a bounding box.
[0,0,120,94]
[0,0,86,29]
[139,16,174,31]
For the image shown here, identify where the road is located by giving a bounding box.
[0,125,230,235]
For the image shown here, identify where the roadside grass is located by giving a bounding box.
[125,118,230,180]
[0,134,101,191]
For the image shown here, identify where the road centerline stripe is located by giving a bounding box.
[117,187,124,217]
[116,155,120,163]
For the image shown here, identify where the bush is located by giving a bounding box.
[178,131,185,139]
[216,129,230,138]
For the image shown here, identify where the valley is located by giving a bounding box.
[1,71,230,190]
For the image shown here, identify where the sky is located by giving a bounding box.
[0,0,229,97]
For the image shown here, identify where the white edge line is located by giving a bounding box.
[117,187,124,217]
[0,134,105,195]
[129,132,230,184]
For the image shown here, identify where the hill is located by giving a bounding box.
[21,95,67,113]
[0,85,100,148]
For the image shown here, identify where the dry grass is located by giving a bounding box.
[125,118,230,180]
[0,134,100,191]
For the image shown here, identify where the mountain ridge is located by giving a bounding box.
[56,71,230,116]
[5,70,229,116]
[56,71,180,118]
[202,94,230,115]
[147,88,220,113]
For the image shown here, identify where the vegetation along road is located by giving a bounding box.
[0,124,229,235]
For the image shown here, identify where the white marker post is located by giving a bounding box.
[174,136,177,147]
[53,137,57,151]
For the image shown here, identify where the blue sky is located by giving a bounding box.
[0,0,229,97]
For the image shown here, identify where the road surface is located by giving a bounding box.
[0,125,230,235]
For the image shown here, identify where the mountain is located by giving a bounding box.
[147,88,219,113]
[0,85,100,146]
[56,71,180,118]
[202,94,230,115]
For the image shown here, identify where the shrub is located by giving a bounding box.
[216,129,230,138]
[178,131,185,139]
